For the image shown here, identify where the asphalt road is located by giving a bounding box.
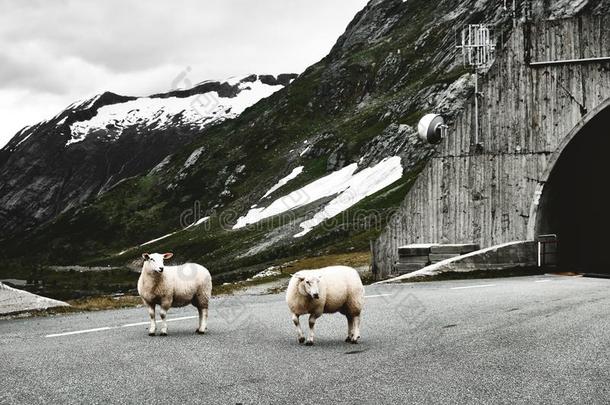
[1,275,608,404]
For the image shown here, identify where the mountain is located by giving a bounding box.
[2,0,606,282]
[0,74,296,237]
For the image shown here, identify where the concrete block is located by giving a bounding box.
[398,244,437,256]
[429,253,461,262]
[430,244,480,254]
[397,255,430,264]
[394,262,426,274]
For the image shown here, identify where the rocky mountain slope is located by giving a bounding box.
[3,0,607,284]
[0,75,295,237]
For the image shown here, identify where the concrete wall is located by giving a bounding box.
[375,15,610,278]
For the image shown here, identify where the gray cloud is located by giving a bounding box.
[0,0,369,146]
[0,0,369,85]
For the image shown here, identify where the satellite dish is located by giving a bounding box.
[417,114,446,144]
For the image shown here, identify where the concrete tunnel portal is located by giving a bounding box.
[535,101,610,274]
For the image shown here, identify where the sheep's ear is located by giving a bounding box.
[163,253,174,260]
[142,253,150,260]
[294,274,305,281]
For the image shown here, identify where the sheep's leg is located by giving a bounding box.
[292,314,305,344]
[146,304,156,336]
[345,315,354,343]
[196,307,208,334]
[350,315,361,344]
[159,304,170,336]
[305,314,320,346]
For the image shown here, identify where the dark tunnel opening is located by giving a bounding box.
[536,105,610,274]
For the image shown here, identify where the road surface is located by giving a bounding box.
[1,275,608,404]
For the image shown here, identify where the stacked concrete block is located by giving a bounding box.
[429,244,479,264]
[394,243,481,274]
[394,244,437,274]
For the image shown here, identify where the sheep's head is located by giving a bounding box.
[142,253,173,273]
[295,273,322,299]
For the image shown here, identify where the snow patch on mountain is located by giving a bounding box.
[148,155,172,175]
[300,146,312,156]
[233,157,403,234]
[14,134,32,149]
[295,156,403,237]
[183,147,205,169]
[13,127,33,149]
[262,166,304,199]
[233,164,357,229]
[137,215,210,248]
[65,94,101,112]
[192,216,210,226]
[140,232,177,247]
[66,78,284,147]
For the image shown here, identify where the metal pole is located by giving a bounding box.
[513,0,516,28]
[529,56,610,67]
[369,239,378,280]
[474,69,479,146]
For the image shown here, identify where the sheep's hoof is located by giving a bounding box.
[160,332,168,337]
[305,341,314,346]
[196,330,206,335]
[350,339,359,345]
[148,332,156,337]
[345,337,352,343]
[298,337,305,344]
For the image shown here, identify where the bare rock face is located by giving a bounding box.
[330,0,404,54]
[531,0,610,19]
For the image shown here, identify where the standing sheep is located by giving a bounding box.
[286,266,364,345]
[137,253,212,336]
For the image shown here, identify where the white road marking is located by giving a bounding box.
[535,280,551,283]
[121,321,149,328]
[365,294,393,298]
[165,316,198,323]
[450,284,497,290]
[46,327,113,338]
[46,316,199,338]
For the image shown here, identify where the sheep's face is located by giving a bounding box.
[296,274,322,299]
[142,253,173,273]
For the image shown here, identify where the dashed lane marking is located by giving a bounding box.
[450,284,497,290]
[45,316,199,338]
[46,327,113,338]
[364,294,393,298]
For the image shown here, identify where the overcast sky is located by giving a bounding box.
[0,0,369,147]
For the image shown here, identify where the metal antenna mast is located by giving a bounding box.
[504,0,517,27]
[456,24,495,148]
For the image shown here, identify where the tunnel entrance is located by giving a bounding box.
[536,104,610,274]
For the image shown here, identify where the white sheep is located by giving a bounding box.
[286,266,364,345]
[137,253,212,336]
